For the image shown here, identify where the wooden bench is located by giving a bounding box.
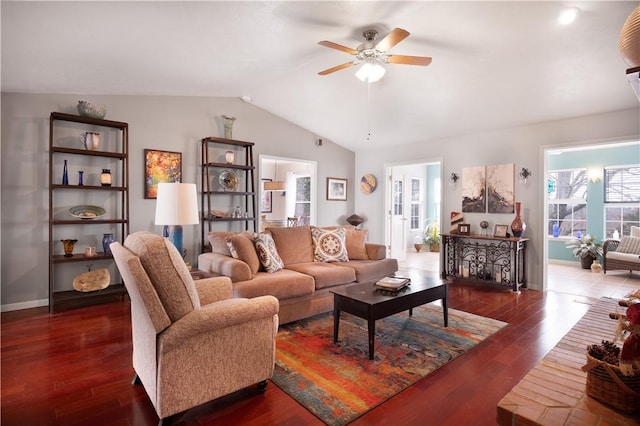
[497,297,639,425]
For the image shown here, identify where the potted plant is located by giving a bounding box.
[423,222,441,252]
[565,234,603,269]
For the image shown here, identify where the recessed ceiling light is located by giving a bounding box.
[558,7,580,25]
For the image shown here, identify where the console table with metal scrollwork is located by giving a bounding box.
[440,233,529,292]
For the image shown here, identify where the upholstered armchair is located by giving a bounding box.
[110,232,279,425]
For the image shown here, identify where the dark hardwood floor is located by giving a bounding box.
[1,279,599,426]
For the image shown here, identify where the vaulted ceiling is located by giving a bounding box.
[2,1,638,152]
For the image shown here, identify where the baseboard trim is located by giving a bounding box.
[1,298,48,312]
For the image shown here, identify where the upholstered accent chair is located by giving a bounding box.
[603,226,640,274]
[110,231,279,425]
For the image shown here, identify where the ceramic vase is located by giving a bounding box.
[511,202,526,237]
[102,233,115,255]
[590,259,603,273]
[552,223,560,237]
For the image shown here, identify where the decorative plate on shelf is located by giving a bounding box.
[69,205,106,220]
[360,174,377,194]
[219,170,239,191]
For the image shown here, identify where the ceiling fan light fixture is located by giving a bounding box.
[355,61,386,83]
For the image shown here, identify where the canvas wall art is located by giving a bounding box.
[144,149,182,199]
[462,166,486,212]
[486,163,515,213]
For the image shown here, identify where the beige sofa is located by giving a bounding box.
[198,225,398,324]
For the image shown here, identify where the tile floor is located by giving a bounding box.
[399,250,640,300]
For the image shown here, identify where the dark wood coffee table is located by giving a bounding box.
[331,272,448,360]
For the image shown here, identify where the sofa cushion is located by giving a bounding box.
[345,229,369,260]
[233,269,315,300]
[255,232,284,273]
[631,226,640,237]
[617,236,640,255]
[226,233,260,275]
[267,226,314,265]
[124,231,200,323]
[286,262,356,289]
[607,251,640,264]
[311,227,349,262]
[334,258,400,283]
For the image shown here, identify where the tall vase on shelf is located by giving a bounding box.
[511,201,526,237]
[222,115,236,139]
[62,160,69,185]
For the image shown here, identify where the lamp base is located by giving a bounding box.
[163,225,184,257]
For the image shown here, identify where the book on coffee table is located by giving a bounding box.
[375,277,410,290]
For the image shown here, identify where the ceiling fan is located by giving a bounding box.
[317,27,432,79]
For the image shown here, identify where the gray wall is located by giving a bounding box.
[355,107,640,291]
[1,93,355,310]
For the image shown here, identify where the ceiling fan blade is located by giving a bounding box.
[318,40,358,55]
[375,28,410,52]
[318,62,355,75]
[387,55,432,66]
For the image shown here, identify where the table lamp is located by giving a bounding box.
[154,182,199,256]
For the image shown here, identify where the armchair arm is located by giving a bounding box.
[194,276,232,305]
[603,239,620,255]
[365,243,387,260]
[159,295,279,352]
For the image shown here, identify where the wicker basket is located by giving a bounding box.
[582,353,640,413]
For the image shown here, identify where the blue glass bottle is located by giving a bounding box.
[62,160,69,185]
[552,223,559,237]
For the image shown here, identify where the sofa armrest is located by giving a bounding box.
[603,239,620,255]
[197,252,252,282]
[365,243,387,260]
[159,295,279,351]
[194,276,233,305]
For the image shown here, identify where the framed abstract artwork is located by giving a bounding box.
[487,163,515,213]
[144,149,182,199]
[462,166,486,212]
[327,177,347,201]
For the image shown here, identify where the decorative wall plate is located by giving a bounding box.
[219,169,239,191]
[360,174,377,193]
[69,205,106,220]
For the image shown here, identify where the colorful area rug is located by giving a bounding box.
[271,304,507,426]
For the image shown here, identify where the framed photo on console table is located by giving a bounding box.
[494,224,509,238]
[458,223,471,235]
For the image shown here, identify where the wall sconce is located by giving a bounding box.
[588,168,602,183]
[449,172,459,188]
[519,167,531,185]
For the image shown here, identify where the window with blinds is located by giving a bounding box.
[604,165,640,237]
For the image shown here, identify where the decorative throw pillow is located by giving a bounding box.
[345,228,369,260]
[254,232,284,273]
[311,227,349,262]
[617,236,640,255]
[631,226,640,238]
[225,233,260,275]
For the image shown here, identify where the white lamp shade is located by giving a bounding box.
[154,183,199,225]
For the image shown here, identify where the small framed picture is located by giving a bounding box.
[494,224,509,238]
[458,223,471,235]
[327,177,347,201]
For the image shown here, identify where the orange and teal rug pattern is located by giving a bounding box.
[272,304,507,426]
